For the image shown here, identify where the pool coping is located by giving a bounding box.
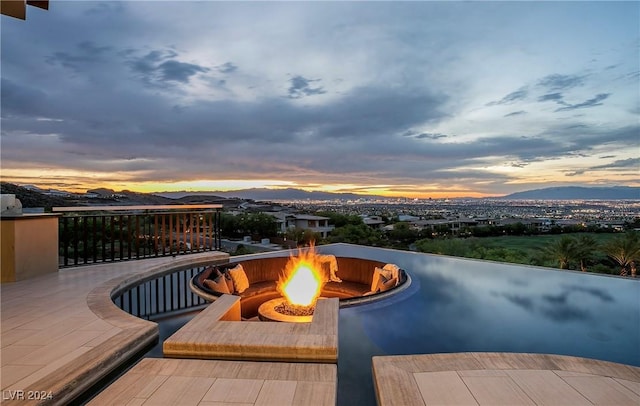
[86,358,337,405]
[372,352,640,405]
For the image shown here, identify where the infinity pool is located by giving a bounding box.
[152,244,640,405]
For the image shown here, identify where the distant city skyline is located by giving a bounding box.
[1,2,638,198]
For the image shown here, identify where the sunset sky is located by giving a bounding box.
[1,1,638,198]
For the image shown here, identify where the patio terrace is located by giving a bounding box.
[1,246,639,405]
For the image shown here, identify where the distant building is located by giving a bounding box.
[362,215,385,229]
[398,214,420,222]
[410,218,478,235]
[266,212,334,238]
[43,189,71,198]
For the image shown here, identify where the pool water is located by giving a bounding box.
[152,244,640,405]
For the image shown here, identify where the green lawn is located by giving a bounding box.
[415,232,622,274]
[475,233,619,252]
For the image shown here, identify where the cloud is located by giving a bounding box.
[157,60,209,83]
[486,88,528,106]
[566,157,640,176]
[125,49,209,85]
[416,133,448,140]
[45,41,113,72]
[287,75,326,99]
[538,92,565,103]
[217,62,238,74]
[403,131,448,140]
[537,74,585,90]
[128,50,178,75]
[0,1,637,196]
[0,78,57,121]
[555,93,610,112]
[504,111,527,117]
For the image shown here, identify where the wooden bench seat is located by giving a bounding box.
[163,295,339,363]
[190,255,408,319]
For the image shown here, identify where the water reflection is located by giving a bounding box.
[317,244,639,405]
[562,284,614,302]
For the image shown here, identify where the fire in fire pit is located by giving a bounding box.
[257,245,331,322]
[277,245,326,312]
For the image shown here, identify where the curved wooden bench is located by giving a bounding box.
[190,256,410,319]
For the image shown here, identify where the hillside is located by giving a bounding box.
[0,182,68,210]
[0,183,241,209]
[157,188,387,201]
[502,186,639,200]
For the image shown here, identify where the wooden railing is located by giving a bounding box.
[53,205,222,267]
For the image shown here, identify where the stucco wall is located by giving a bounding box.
[1,215,59,282]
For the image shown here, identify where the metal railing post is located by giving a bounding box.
[53,205,223,267]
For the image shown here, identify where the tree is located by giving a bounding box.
[285,227,304,245]
[301,229,320,246]
[327,223,383,246]
[415,238,471,257]
[244,213,278,237]
[574,234,599,272]
[504,222,527,236]
[315,212,363,227]
[603,231,640,276]
[543,236,578,269]
[388,222,418,246]
[220,213,241,237]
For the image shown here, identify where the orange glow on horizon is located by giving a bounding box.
[0,172,504,199]
[14,170,636,199]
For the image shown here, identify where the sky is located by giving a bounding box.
[1,1,638,198]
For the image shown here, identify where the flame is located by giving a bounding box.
[278,245,325,307]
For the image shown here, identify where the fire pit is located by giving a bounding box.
[190,246,411,320]
[258,297,316,322]
[257,245,327,322]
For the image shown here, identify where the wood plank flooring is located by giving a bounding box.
[163,295,338,363]
[373,353,640,406]
[87,358,337,406]
[0,253,229,405]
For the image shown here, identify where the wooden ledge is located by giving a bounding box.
[372,352,640,406]
[164,295,339,363]
[87,358,337,405]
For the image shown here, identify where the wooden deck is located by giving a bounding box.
[163,295,338,363]
[372,352,640,406]
[2,252,640,405]
[87,358,337,406]
[0,252,229,406]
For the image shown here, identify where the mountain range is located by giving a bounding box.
[2,183,638,209]
[157,186,640,201]
[156,188,383,201]
[500,186,639,200]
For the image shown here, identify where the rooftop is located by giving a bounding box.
[1,246,638,405]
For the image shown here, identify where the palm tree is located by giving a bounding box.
[603,231,640,276]
[574,235,599,272]
[543,235,577,270]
